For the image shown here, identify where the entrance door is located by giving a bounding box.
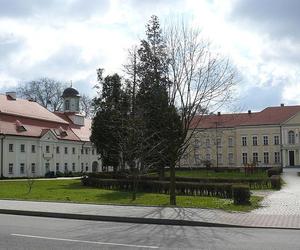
[289,151,295,166]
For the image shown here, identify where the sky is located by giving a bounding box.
[0,0,299,112]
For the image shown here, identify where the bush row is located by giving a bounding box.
[87,173,273,190]
[82,176,250,199]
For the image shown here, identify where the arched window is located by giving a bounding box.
[65,100,70,111]
[288,131,295,144]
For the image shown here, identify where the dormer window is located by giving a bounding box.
[16,120,27,132]
[57,127,68,137]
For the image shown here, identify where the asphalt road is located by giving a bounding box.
[1,214,300,250]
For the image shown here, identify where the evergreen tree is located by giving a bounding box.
[135,15,182,179]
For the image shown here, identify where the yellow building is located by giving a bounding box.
[182,104,300,168]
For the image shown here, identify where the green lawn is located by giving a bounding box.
[168,169,268,179]
[0,179,262,212]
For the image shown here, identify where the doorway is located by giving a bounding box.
[289,151,295,166]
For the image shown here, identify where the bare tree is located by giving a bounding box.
[80,94,93,118]
[17,77,67,111]
[164,20,236,205]
[26,165,35,194]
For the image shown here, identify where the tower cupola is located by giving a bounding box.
[62,87,80,113]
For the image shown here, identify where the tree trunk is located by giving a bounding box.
[132,168,138,201]
[169,163,176,205]
[159,166,165,180]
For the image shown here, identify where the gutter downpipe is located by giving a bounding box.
[0,134,5,178]
[280,124,283,168]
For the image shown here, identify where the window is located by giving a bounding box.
[31,145,36,153]
[253,152,258,163]
[228,137,233,147]
[46,145,50,153]
[85,148,89,155]
[228,153,234,164]
[194,139,200,149]
[85,163,88,172]
[72,147,76,154]
[81,148,84,154]
[64,163,68,172]
[217,138,222,148]
[252,136,258,146]
[72,163,75,171]
[45,162,50,173]
[274,135,279,145]
[56,163,59,172]
[275,152,280,164]
[9,144,13,152]
[242,136,247,146]
[81,163,84,171]
[263,136,269,145]
[264,152,269,164]
[206,154,210,160]
[20,163,25,174]
[242,153,247,165]
[56,146,60,154]
[65,100,70,110]
[92,149,95,155]
[20,144,25,152]
[8,163,13,174]
[206,139,210,148]
[194,154,200,165]
[64,147,68,154]
[288,131,295,144]
[31,163,36,173]
[217,153,222,164]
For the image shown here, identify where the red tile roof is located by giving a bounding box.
[0,94,92,142]
[54,112,92,141]
[191,105,300,129]
[0,113,80,141]
[0,94,67,124]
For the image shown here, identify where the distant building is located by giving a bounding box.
[182,104,300,168]
[0,88,101,177]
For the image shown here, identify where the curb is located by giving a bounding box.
[0,209,300,230]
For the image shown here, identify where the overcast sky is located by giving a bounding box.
[0,0,299,111]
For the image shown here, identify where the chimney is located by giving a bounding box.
[280,103,284,107]
[6,92,16,100]
[217,112,221,116]
[248,110,251,114]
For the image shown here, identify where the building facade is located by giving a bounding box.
[181,105,300,168]
[0,88,101,178]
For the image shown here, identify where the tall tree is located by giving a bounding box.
[17,77,94,116]
[17,77,67,111]
[135,15,182,179]
[164,20,236,205]
[91,69,128,172]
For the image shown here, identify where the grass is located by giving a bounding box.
[0,179,262,212]
[166,169,268,179]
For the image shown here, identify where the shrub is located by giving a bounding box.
[45,171,56,178]
[56,171,64,177]
[232,185,250,205]
[270,175,281,190]
[267,167,281,177]
[297,172,300,177]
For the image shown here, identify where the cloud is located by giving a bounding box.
[230,0,300,41]
[0,0,110,20]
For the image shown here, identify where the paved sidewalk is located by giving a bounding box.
[0,168,299,229]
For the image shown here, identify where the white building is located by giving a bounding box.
[0,88,101,178]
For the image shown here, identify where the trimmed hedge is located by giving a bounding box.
[81,177,234,198]
[85,173,274,190]
[232,185,250,205]
[267,167,282,177]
